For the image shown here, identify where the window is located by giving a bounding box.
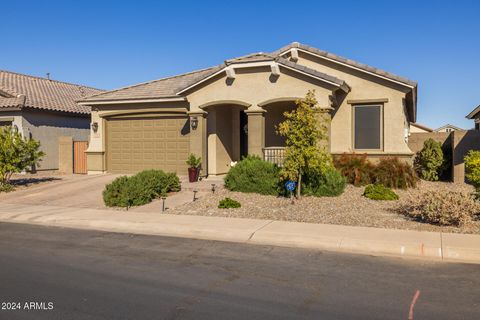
[353,105,382,150]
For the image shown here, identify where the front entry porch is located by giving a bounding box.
[191,101,298,176]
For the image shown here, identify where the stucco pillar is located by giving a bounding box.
[245,106,266,158]
[187,110,208,176]
[314,107,333,152]
[58,136,73,174]
[86,112,106,175]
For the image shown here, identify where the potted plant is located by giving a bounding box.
[186,154,201,182]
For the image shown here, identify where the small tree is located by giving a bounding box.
[465,150,480,188]
[415,138,444,181]
[0,126,45,186]
[277,90,331,197]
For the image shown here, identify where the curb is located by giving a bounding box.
[0,203,479,264]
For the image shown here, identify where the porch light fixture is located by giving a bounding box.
[190,116,198,130]
[91,122,99,133]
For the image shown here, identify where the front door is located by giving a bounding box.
[240,111,248,158]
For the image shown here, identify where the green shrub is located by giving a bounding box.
[334,153,374,186]
[465,150,480,188]
[135,170,180,197]
[373,157,417,189]
[399,191,480,227]
[363,184,399,201]
[218,197,241,209]
[186,153,201,168]
[224,155,280,195]
[415,138,444,181]
[303,167,346,197]
[103,170,181,208]
[0,183,15,193]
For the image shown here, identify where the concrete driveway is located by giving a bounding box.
[0,174,120,209]
[0,173,221,212]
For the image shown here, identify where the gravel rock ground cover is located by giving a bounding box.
[169,181,480,234]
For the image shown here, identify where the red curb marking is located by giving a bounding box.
[408,290,421,320]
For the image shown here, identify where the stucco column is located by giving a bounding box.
[86,110,106,174]
[188,110,208,176]
[314,107,333,152]
[245,106,266,158]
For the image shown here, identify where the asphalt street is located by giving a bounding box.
[0,222,479,319]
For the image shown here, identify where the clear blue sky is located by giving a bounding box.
[3,0,479,129]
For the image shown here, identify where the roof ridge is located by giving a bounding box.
[0,69,103,91]
[83,66,216,100]
[271,42,417,87]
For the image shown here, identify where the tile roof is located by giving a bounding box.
[0,70,103,114]
[272,42,417,87]
[80,42,415,109]
[81,67,222,102]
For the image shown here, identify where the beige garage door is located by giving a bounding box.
[106,116,190,174]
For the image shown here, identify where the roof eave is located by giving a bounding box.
[466,105,480,119]
[77,96,186,106]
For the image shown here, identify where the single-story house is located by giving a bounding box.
[78,42,418,176]
[0,70,103,170]
[410,123,433,133]
[434,124,465,133]
[466,105,480,130]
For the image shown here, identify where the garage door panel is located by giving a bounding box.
[107,117,190,174]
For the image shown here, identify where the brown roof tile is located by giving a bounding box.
[0,70,103,114]
[81,67,221,102]
[272,42,417,87]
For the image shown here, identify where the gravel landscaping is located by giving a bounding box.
[169,181,480,234]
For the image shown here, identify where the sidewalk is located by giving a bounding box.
[0,203,479,264]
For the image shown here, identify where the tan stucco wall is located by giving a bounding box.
[206,106,241,175]
[186,67,335,112]
[263,102,296,147]
[58,136,73,174]
[410,124,431,133]
[292,52,413,156]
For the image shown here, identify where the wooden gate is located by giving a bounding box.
[73,141,88,174]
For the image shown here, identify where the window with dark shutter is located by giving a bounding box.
[354,105,382,150]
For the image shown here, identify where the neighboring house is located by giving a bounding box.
[410,123,433,133]
[434,124,465,133]
[466,105,480,130]
[0,70,103,171]
[79,42,418,176]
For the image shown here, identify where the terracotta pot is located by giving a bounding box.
[188,167,200,183]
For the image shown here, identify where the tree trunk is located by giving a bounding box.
[296,171,302,198]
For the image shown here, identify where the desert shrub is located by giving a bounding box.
[303,167,346,197]
[399,191,480,227]
[135,170,180,197]
[334,153,374,186]
[373,157,417,189]
[103,170,180,207]
[363,184,398,201]
[103,176,137,207]
[224,155,280,195]
[465,150,480,188]
[415,138,444,181]
[0,183,15,193]
[218,197,241,209]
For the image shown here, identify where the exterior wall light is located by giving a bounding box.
[91,122,99,133]
[190,116,198,130]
